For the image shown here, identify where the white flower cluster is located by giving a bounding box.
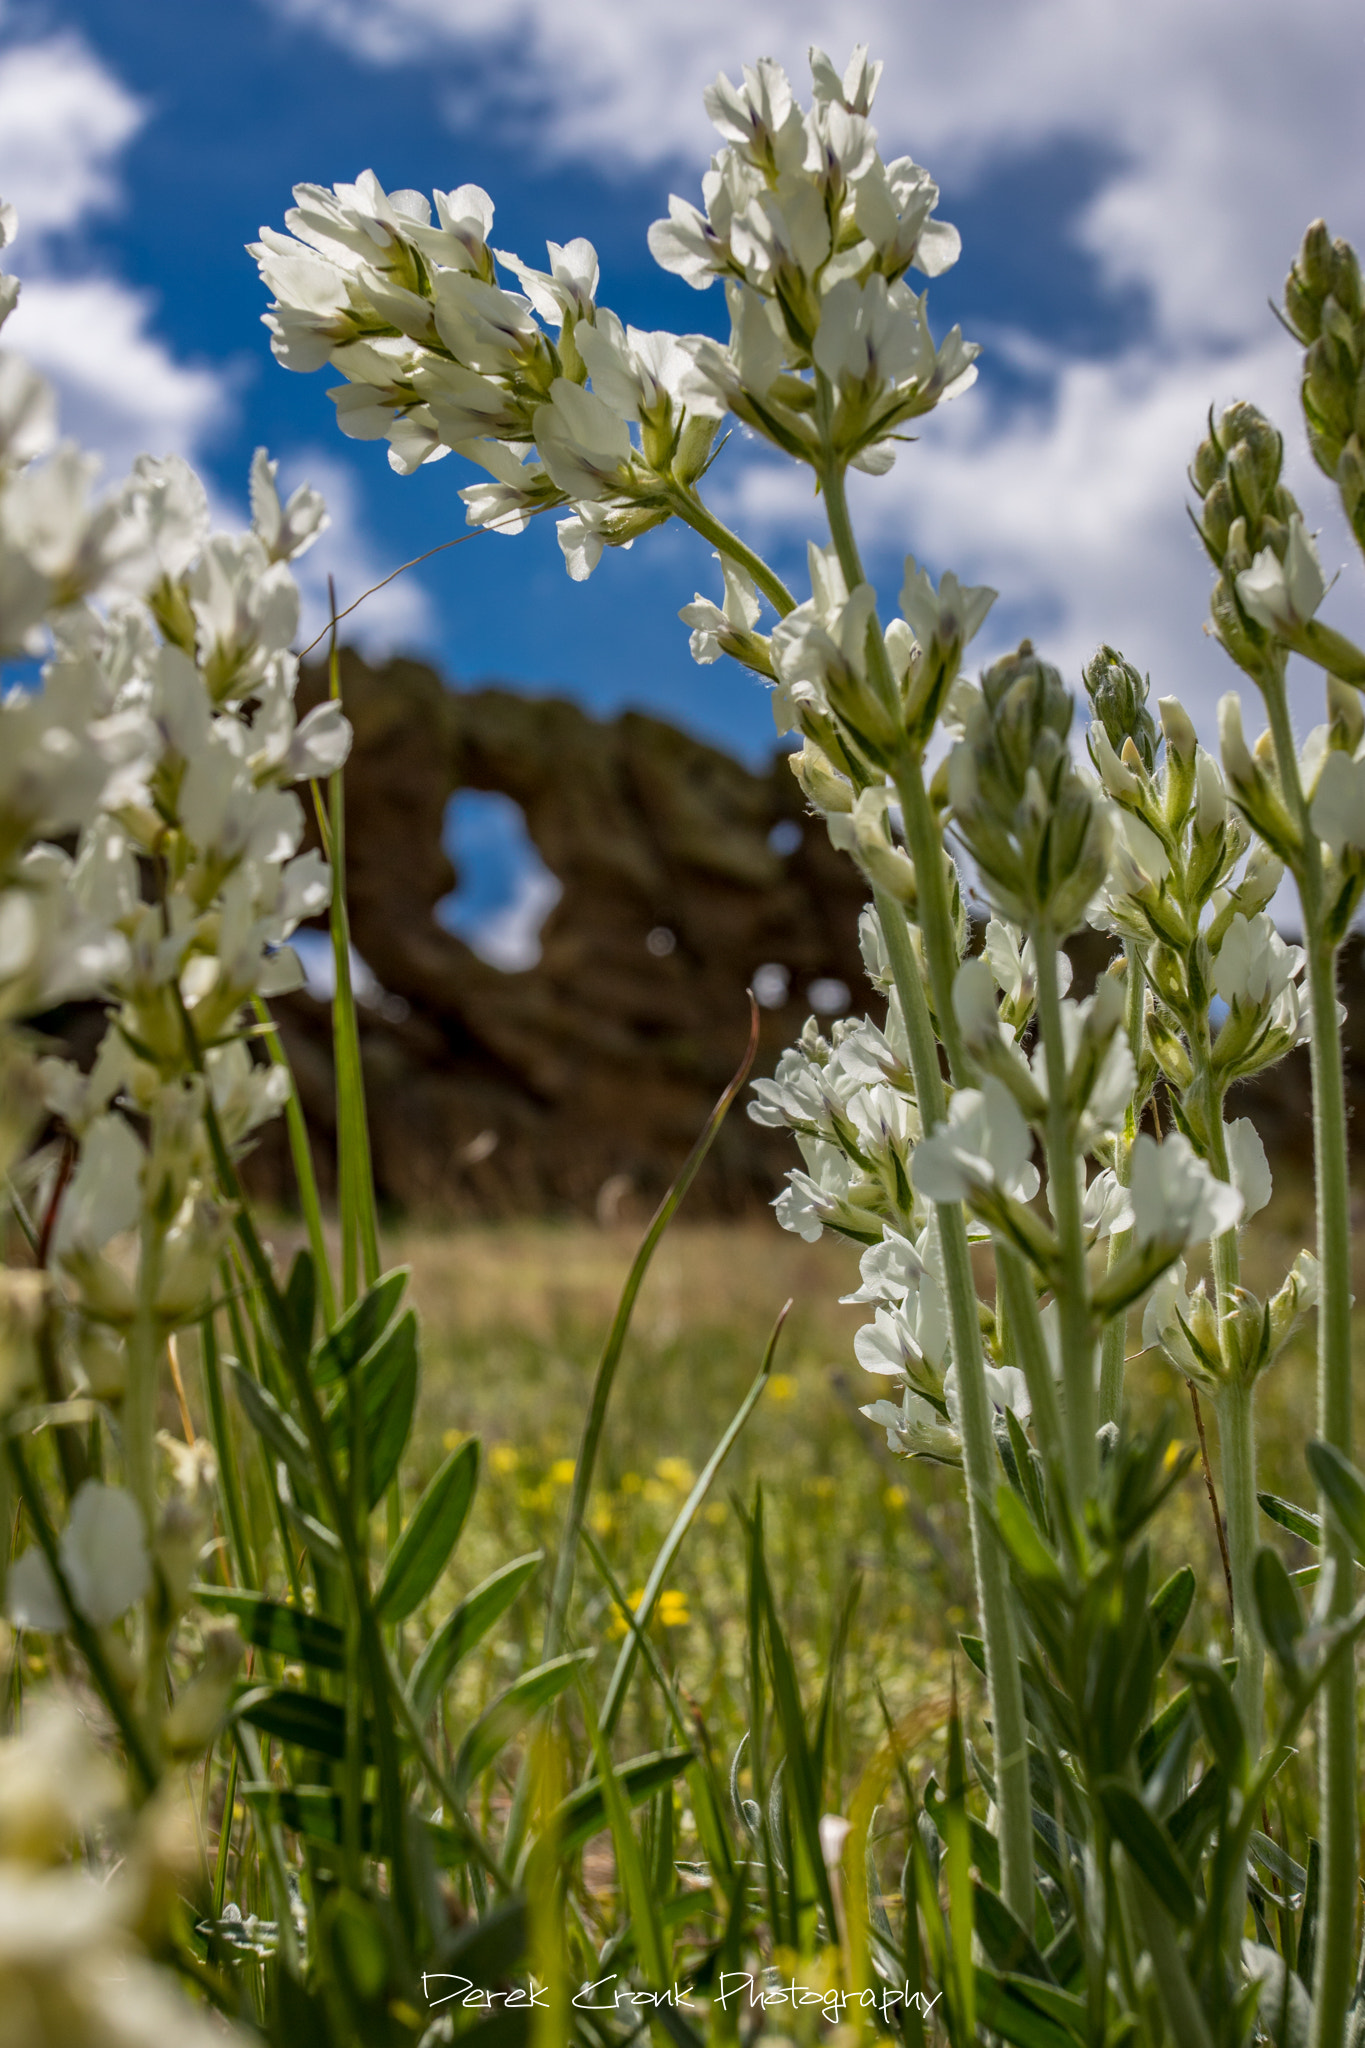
[0,1703,250,2047]
[252,48,975,600]
[752,885,1267,1462]
[251,168,721,579]
[0,201,343,1572]
[650,47,975,475]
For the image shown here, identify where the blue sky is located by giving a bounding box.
[3,0,1365,949]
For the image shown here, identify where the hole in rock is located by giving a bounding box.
[437,790,563,971]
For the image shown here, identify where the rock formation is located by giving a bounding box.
[260,649,869,1216]
[252,649,1362,1218]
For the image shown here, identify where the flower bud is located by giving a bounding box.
[1197,475,1233,559]
[1193,750,1226,838]
[1083,643,1157,770]
[1219,693,1257,792]
[1190,431,1225,499]
[1328,673,1365,752]
[1158,695,1197,761]
[790,739,854,812]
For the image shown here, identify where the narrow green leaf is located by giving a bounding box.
[283,1250,316,1359]
[241,1781,374,1849]
[434,1900,529,1992]
[958,1632,987,1678]
[1174,1655,1248,1789]
[584,1705,670,1991]
[193,1585,345,1672]
[408,1553,543,1720]
[1149,1565,1195,1666]
[1097,1779,1197,1927]
[972,1882,1056,1983]
[531,1750,693,1874]
[234,1685,359,1761]
[974,1973,1086,2048]
[995,1489,1066,1591]
[1305,1440,1365,1564]
[452,1653,590,1799]
[1254,1547,1306,1683]
[376,1438,479,1622]
[229,1363,313,1486]
[1259,1491,1321,1547]
[325,1308,419,1508]
[312,1267,408,1387]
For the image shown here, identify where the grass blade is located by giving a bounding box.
[542,994,760,1662]
[598,1305,785,1739]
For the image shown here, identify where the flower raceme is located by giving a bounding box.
[0,201,346,1697]
[253,45,977,596]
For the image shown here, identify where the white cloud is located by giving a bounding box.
[0,31,225,478]
[268,0,1365,739]
[5,278,225,475]
[0,32,142,235]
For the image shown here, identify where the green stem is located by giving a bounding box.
[200,1310,255,1589]
[193,1050,418,1947]
[666,485,796,618]
[995,1243,1067,1496]
[1033,935,1097,1497]
[1215,1376,1261,1762]
[1098,943,1145,1427]
[874,891,1034,1923]
[817,446,1033,1918]
[1258,662,1357,2048]
[1195,1065,1262,1757]
[252,996,336,1329]
[6,1437,160,1793]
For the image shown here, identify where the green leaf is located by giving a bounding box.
[375,1437,479,1622]
[283,1250,316,1359]
[452,1653,590,1799]
[1254,1547,1307,1683]
[1305,1440,1365,1564]
[995,1489,1066,1592]
[972,1882,1056,1983]
[325,1308,419,1508]
[233,1685,359,1761]
[192,1586,344,1672]
[958,1632,987,1677]
[241,1781,374,1850]
[1259,1491,1321,1547]
[1097,1779,1197,1927]
[434,1899,529,1990]
[530,1750,693,1873]
[408,1553,543,1720]
[1174,1655,1248,1789]
[312,1267,408,1386]
[1149,1565,1195,1666]
[230,1364,313,1486]
[974,1972,1086,2048]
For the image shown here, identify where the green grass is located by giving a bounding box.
[344,1191,1339,1807]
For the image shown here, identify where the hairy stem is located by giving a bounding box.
[874,891,1035,1922]
[667,485,796,618]
[1259,662,1356,2048]
[1098,943,1145,1426]
[1215,1374,1261,1762]
[1033,934,1097,1497]
[821,453,1033,1916]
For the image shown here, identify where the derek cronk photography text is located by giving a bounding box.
[421,1973,943,2019]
